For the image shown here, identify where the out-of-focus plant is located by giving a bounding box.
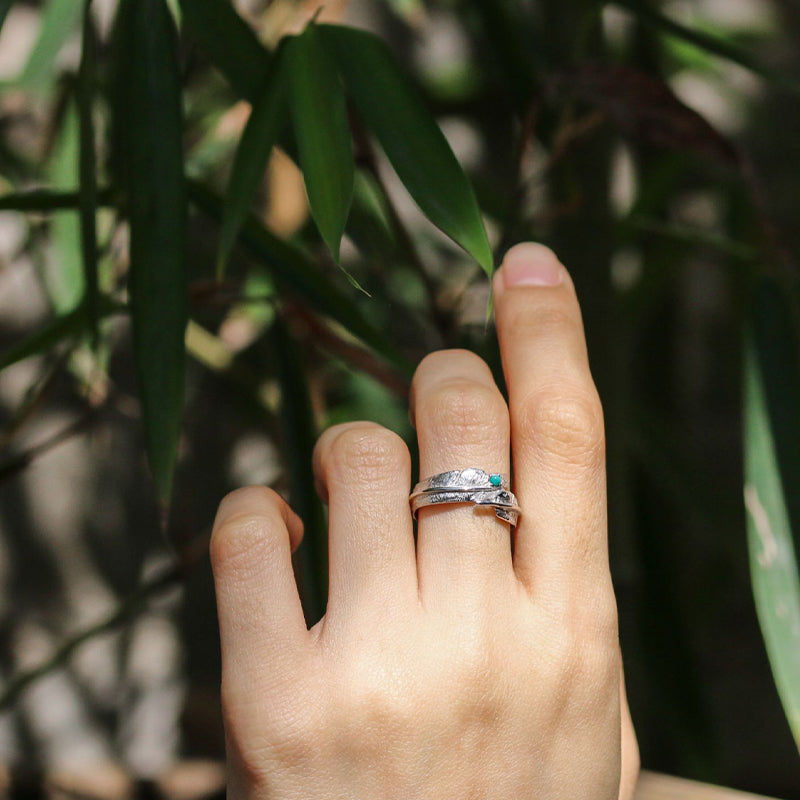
[1,0,799,784]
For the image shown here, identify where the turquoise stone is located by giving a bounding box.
[489,474,502,486]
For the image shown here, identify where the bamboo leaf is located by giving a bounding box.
[743,278,800,749]
[190,180,410,377]
[286,25,354,263]
[217,42,287,279]
[179,0,270,103]
[46,104,85,314]
[17,0,83,91]
[116,0,188,506]
[78,0,99,343]
[320,24,493,276]
[610,0,800,98]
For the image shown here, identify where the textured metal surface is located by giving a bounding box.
[410,469,520,527]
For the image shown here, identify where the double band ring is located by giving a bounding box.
[409,468,521,528]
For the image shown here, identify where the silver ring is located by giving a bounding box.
[409,468,521,528]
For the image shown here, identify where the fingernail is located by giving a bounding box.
[498,243,564,290]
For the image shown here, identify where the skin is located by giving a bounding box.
[210,243,640,800]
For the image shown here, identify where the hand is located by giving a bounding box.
[210,243,639,799]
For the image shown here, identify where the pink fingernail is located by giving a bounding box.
[499,243,563,289]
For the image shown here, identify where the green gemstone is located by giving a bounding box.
[489,474,502,486]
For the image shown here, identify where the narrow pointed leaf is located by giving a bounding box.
[320,24,493,275]
[179,0,270,103]
[286,26,354,263]
[78,0,99,342]
[116,0,188,505]
[217,43,287,279]
[743,279,800,748]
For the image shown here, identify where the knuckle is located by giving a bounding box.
[424,379,508,446]
[210,493,285,574]
[518,386,604,466]
[339,657,417,740]
[327,425,409,478]
[549,618,619,693]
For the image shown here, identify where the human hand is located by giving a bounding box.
[211,243,639,799]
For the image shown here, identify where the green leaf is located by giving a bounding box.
[46,104,85,314]
[217,42,287,279]
[78,0,99,343]
[320,24,493,276]
[17,0,83,91]
[287,25,354,263]
[116,0,188,506]
[179,0,270,103]
[610,0,800,98]
[743,279,800,749]
[189,179,410,377]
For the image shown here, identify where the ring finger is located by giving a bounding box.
[410,349,514,609]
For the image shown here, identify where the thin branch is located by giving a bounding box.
[286,304,411,398]
[0,562,184,712]
[0,410,97,484]
[0,187,114,212]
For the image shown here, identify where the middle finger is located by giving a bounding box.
[410,349,515,609]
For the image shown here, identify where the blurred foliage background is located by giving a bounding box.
[0,0,799,797]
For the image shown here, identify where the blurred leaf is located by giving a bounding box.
[345,169,399,262]
[320,24,493,276]
[554,64,740,166]
[179,0,270,102]
[17,0,83,91]
[0,297,123,371]
[116,0,188,506]
[47,104,85,314]
[190,180,410,376]
[0,188,112,211]
[287,24,354,264]
[384,0,426,30]
[78,0,99,342]
[217,42,287,279]
[269,316,327,626]
[0,0,13,36]
[744,279,800,749]
[0,307,85,371]
[610,0,800,98]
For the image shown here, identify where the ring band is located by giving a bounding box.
[409,468,521,527]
